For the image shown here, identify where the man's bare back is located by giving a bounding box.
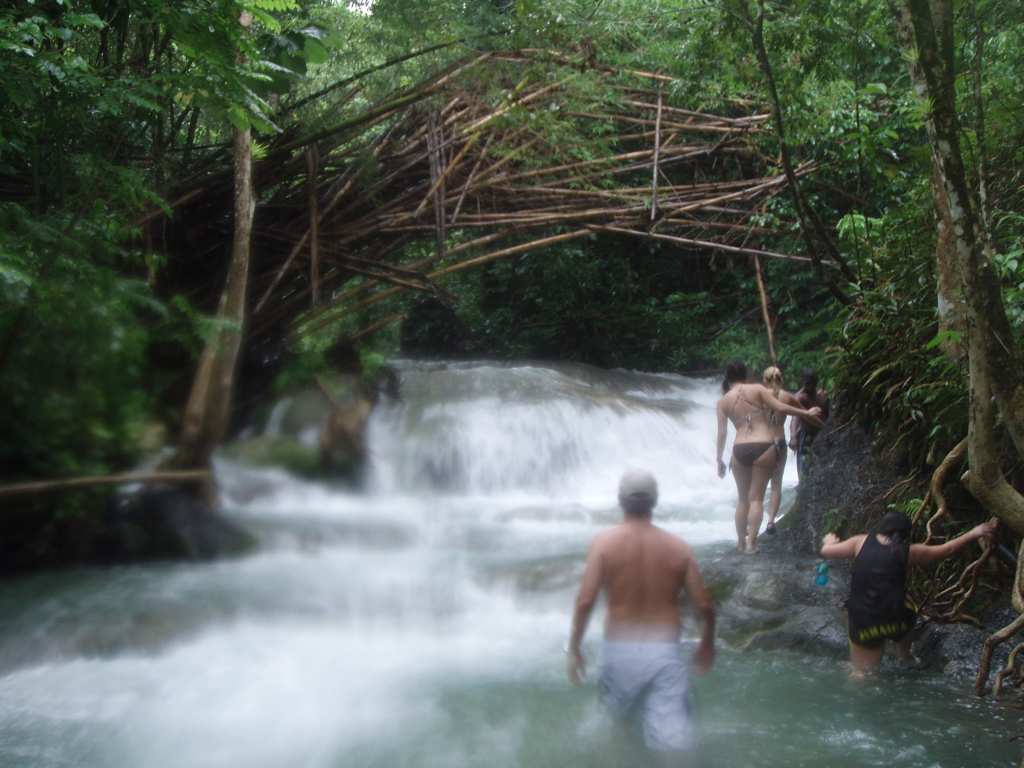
[567,470,715,682]
[593,522,698,642]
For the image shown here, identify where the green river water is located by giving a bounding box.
[0,363,1018,767]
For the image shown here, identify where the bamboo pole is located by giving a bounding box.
[452,134,493,224]
[306,146,320,306]
[753,254,777,365]
[587,225,825,265]
[652,89,663,221]
[292,229,592,340]
[291,229,513,331]
[0,471,213,500]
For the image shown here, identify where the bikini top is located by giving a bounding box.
[730,389,766,433]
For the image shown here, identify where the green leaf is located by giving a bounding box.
[925,330,963,350]
[227,103,251,130]
[303,38,328,65]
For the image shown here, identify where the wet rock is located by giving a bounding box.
[219,434,322,479]
[701,530,849,661]
[912,598,1017,686]
[89,488,255,562]
[784,404,907,557]
[248,372,400,487]
[318,387,374,482]
[913,623,998,681]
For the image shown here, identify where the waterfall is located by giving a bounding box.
[367,361,742,513]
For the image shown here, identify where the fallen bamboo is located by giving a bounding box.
[292,229,593,340]
[144,49,818,359]
[753,254,777,365]
[285,228,514,337]
[0,471,214,501]
[587,225,828,265]
[307,146,320,306]
[652,89,663,220]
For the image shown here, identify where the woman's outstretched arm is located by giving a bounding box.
[908,521,997,566]
[760,385,825,428]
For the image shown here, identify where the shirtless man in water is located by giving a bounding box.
[566,469,715,763]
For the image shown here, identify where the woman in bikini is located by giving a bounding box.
[715,361,822,553]
[761,366,803,535]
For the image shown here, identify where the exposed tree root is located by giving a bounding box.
[975,538,1024,696]
[910,488,932,527]
[993,641,1024,697]
[924,438,968,544]
[976,612,1024,696]
[931,542,995,626]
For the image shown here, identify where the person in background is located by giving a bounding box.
[716,361,823,553]
[566,468,715,765]
[761,366,802,535]
[789,367,830,478]
[820,511,996,676]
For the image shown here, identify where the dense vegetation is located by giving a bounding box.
[2,0,1024,600]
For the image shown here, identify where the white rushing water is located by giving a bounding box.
[0,362,1019,768]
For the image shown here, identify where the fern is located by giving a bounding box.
[249,0,299,11]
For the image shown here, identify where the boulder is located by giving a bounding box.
[218,434,322,479]
[701,529,849,661]
[88,488,255,563]
[785,401,907,556]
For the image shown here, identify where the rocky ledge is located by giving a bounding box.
[701,524,1012,685]
[701,406,1013,688]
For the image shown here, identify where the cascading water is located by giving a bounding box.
[0,362,1019,768]
[366,362,740,521]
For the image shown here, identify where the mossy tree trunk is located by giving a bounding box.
[163,125,254,505]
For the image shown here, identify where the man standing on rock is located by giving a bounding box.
[790,367,830,478]
[566,468,715,764]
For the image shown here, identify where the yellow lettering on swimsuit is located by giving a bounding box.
[860,622,910,642]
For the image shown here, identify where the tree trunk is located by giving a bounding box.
[888,0,964,361]
[932,160,965,361]
[739,0,855,305]
[888,0,1024,534]
[163,126,254,505]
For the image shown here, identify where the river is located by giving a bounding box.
[0,362,1020,767]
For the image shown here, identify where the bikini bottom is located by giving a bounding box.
[732,442,775,468]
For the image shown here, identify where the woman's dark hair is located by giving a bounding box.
[722,360,747,394]
[875,511,912,560]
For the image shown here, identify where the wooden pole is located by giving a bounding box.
[651,89,662,220]
[0,471,214,501]
[306,146,320,306]
[753,254,777,365]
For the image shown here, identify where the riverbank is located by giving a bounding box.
[701,406,1014,688]
[701,517,1014,685]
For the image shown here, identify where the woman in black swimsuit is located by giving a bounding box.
[821,512,996,675]
[716,361,823,553]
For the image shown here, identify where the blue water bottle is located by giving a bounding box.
[815,561,829,586]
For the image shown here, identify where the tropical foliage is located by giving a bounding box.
[2,0,1024,573]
